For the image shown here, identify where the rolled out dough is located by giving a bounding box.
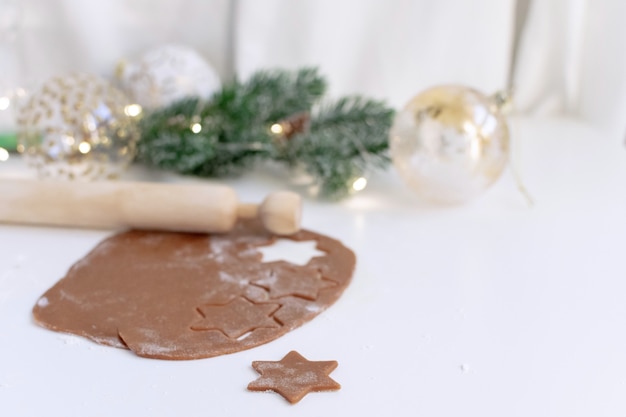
[32,219,355,360]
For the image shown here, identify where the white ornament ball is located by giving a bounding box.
[117,44,221,109]
[17,73,140,180]
[389,85,509,204]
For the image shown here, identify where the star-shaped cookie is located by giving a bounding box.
[252,263,334,300]
[247,350,340,404]
[191,297,280,339]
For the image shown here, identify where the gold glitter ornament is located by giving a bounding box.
[17,73,141,180]
[389,85,509,204]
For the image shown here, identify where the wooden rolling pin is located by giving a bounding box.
[0,179,302,235]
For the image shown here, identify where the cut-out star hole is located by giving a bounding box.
[257,239,326,266]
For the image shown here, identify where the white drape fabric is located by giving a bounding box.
[2,0,625,139]
[233,0,513,107]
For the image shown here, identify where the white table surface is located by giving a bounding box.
[2,117,626,416]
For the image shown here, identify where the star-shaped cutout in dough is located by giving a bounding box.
[257,239,327,266]
[247,350,340,404]
[252,263,334,301]
[191,297,280,339]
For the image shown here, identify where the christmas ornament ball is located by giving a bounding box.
[17,73,140,180]
[389,85,509,204]
[117,44,221,109]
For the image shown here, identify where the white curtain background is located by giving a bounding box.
[233,0,513,106]
[1,0,625,140]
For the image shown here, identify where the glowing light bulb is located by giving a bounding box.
[0,147,9,161]
[78,141,92,154]
[0,97,10,110]
[124,104,142,117]
[352,177,368,192]
[191,123,202,133]
[270,123,284,135]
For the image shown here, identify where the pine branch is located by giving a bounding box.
[137,68,327,176]
[279,97,394,199]
[134,67,395,199]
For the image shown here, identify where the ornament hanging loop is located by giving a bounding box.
[491,88,535,207]
[490,88,535,207]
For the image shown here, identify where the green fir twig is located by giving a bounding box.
[136,67,394,199]
[137,68,327,176]
[277,97,394,200]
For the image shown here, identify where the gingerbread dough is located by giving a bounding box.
[32,219,355,360]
